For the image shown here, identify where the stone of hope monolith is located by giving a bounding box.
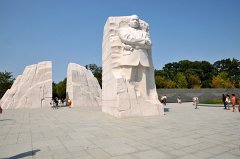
[66,63,101,107]
[0,61,52,109]
[102,15,164,117]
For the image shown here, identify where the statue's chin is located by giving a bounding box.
[130,24,139,29]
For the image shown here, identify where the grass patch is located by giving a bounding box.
[200,99,223,104]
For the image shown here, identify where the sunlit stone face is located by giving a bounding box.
[129,15,140,28]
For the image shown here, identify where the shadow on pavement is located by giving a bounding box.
[0,119,14,122]
[198,104,223,107]
[4,149,40,159]
[164,108,170,112]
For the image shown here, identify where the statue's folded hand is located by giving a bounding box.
[145,38,152,46]
[124,44,133,51]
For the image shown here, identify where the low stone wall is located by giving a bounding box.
[157,88,240,103]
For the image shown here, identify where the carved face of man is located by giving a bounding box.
[129,15,140,29]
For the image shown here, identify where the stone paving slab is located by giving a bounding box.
[0,103,240,159]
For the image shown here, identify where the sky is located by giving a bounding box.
[0,0,239,82]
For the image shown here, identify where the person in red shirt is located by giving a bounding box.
[231,94,236,112]
[68,99,72,108]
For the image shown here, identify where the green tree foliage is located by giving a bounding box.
[0,71,15,98]
[155,75,176,88]
[213,58,240,87]
[56,78,66,99]
[166,80,176,88]
[162,60,214,88]
[52,82,57,98]
[156,58,239,89]
[187,74,202,88]
[155,76,166,88]
[85,64,102,88]
[162,62,180,79]
[211,72,233,88]
[174,72,188,88]
[52,78,67,99]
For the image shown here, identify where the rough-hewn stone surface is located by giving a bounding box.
[0,61,52,109]
[102,15,163,118]
[66,63,101,107]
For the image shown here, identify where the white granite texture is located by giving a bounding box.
[102,15,164,118]
[0,61,52,109]
[66,63,101,107]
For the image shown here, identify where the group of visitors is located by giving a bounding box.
[222,94,240,112]
[51,97,65,109]
[162,95,198,109]
[50,97,72,109]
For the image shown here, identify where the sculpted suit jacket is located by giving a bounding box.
[118,27,151,67]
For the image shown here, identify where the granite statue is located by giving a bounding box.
[102,15,164,117]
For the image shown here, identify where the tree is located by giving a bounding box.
[179,60,213,88]
[162,62,180,79]
[161,60,215,88]
[211,72,234,88]
[174,72,188,88]
[155,76,166,88]
[55,78,67,99]
[52,82,57,98]
[155,75,176,88]
[211,76,222,88]
[52,78,67,99]
[155,69,167,77]
[198,61,214,88]
[213,58,240,88]
[155,58,239,88]
[166,80,176,88]
[187,74,201,88]
[0,71,15,98]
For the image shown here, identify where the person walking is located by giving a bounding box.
[161,95,167,105]
[54,97,59,109]
[225,95,231,110]
[222,94,227,109]
[68,99,72,108]
[50,98,55,109]
[193,97,199,109]
[177,96,182,104]
[231,94,236,112]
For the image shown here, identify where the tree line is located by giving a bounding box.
[0,58,239,99]
[155,58,239,89]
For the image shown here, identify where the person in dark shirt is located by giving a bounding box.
[222,94,226,109]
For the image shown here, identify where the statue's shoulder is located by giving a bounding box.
[118,27,131,35]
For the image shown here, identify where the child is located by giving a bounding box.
[68,99,72,108]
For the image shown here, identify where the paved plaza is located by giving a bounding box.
[0,103,240,159]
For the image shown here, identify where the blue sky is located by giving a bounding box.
[0,0,239,82]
